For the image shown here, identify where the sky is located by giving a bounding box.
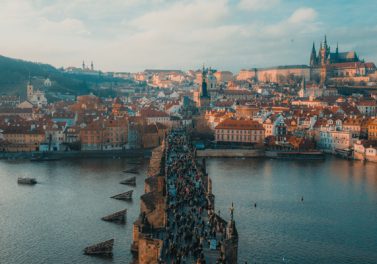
[1,0,377,73]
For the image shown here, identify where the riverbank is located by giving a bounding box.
[0,148,152,160]
[197,148,264,158]
[196,148,325,160]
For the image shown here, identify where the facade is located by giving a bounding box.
[357,100,377,117]
[318,129,352,152]
[368,119,377,140]
[214,71,233,83]
[1,126,45,152]
[354,140,377,162]
[262,115,287,140]
[236,69,257,81]
[257,65,310,83]
[42,124,65,151]
[309,36,376,83]
[140,109,171,126]
[215,119,265,145]
[27,79,47,107]
[0,95,20,107]
[80,117,128,151]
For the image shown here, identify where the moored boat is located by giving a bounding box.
[111,190,133,201]
[83,239,114,256]
[17,177,37,185]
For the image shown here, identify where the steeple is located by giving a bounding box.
[324,35,327,48]
[82,60,85,70]
[91,61,94,71]
[336,42,339,54]
[200,66,208,98]
[27,74,34,99]
[310,42,317,66]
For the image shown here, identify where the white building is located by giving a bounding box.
[318,129,352,153]
[27,80,47,107]
[353,140,377,162]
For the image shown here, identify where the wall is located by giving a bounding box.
[197,149,264,157]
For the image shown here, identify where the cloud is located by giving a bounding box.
[0,0,376,72]
[237,0,280,11]
[288,8,317,23]
[265,7,319,37]
[37,18,90,36]
[129,0,229,30]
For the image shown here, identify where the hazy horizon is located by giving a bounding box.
[1,0,377,73]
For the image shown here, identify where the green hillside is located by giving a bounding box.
[0,55,134,100]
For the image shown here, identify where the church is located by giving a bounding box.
[26,78,47,107]
[309,35,376,84]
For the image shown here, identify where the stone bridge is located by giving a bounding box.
[131,129,238,263]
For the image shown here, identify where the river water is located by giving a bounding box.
[0,157,376,264]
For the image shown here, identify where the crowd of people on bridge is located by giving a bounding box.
[157,130,231,264]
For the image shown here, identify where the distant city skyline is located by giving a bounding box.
[1,0,377,72]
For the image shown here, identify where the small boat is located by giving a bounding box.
[83,239,114,256]
[120,176,136,186]
[17,177,37,185]
[123,167,139,174]
[101,209,127,224]
[111,190,133,201]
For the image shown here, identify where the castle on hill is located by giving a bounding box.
[237,35,377,87]
[309,35,376,84]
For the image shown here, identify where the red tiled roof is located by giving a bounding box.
[215,119,264,130]
[140,109,169,118]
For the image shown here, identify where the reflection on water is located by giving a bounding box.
[207,157,377,264]
[0,157,376,263]
[0,158,146,264]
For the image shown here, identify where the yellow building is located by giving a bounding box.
[368,119,377,140]
[215,119,265,146]
[2,127,45,152]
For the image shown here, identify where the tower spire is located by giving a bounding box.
[310,42,317,66]
[229,202,234,221]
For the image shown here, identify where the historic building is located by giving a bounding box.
[26,78,47,107]
[198,66,211,109]
[215,118,265,146]
[309,35,376,84]
[236,35,376,85]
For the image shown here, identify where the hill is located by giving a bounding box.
[0,55,135,100]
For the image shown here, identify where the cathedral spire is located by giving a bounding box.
[310,42,317,66]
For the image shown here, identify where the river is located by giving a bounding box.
[0,157,376,263]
